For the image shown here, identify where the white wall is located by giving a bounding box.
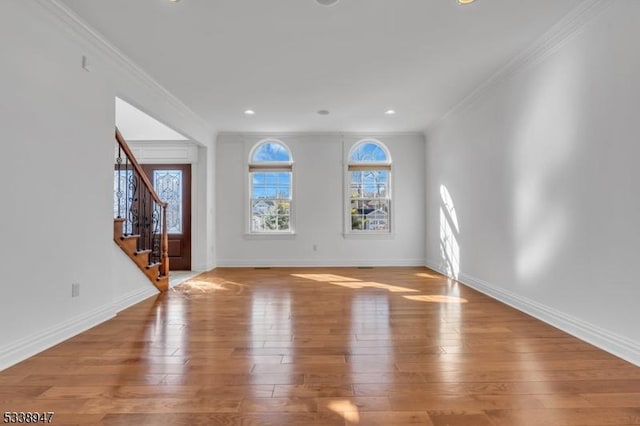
[216,133,425,266]
[204,142,217,270]
[425,1,640,365]
[0,1,214,369]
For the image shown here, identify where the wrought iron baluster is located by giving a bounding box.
[153,202,162,265]
[129,168,140,239]
[150,196,156,262]
[144,192,149,250]
[148,193,154,261]
[116,145,123,219]
[125,156,129,233]
[125,156,131,235]
[143,191,152,264]
[139,177,147,255]
[115,128,170,290]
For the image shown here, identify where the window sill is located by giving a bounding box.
[343,232,395,240]
[244,232,297,240]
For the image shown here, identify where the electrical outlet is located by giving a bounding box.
[72,283,80,298]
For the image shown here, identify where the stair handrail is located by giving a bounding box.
[115,127,170,278]
[115,128,166,207]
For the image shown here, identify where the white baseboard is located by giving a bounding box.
[0,304,115,372]
[425,259,640,367]
[112,286,158,312]
[192,262,216,272]
[217,258,425,267]
[425,257,446,274]
[0,285,159,372]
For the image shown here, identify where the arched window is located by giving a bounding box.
[347,140,392,233]
[249,140,293,233]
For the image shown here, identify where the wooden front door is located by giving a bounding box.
[142,164,192,270]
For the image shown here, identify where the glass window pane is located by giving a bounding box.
[252,199,274,213]
[252,173,265,184]
[350,141,388,163]
[251,199,290,232]
[277,200,291,215]
[250,141,294,233]
[266,187,278,198]
[252,171,292,201]
[252,141,291,162]
[279,187,291,198]
[349,171,390,199]
[351,214,365,230]
[265,173,278,185]
[347,141,391,232]
[154,170,183,233]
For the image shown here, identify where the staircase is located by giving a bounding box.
[113,128,169,292]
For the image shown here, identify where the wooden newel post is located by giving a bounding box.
[161,203,170,276]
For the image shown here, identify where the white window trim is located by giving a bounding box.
[244,138,296,238]
[343,139,395,239]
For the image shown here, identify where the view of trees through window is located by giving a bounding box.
[348,141,391,232]
[250,141,293,233]
[248,139,390,234]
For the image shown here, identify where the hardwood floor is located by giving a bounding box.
[1,267,639,425]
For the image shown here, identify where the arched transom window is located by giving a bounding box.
[249,140,293,233]
[347,140,392,233]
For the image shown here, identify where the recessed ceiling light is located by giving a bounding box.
[244,110,255,115]
[458,0,475,4]
[169,0,180,3]
[317,110,330,115]
[316,0,339,6]
[385,109,396,115]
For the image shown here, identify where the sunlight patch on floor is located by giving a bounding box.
[179,280,230,292]
[327,400,360,424]
[291,273,361,282]
[403,294,468,304]
[329,281,419,293]
[414,272,440,279]
[177,278,247,294]
[293,273,418,293]
[169,270,201,287]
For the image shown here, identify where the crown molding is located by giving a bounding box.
[217,131,425,139]
[425,0,612,135]
[32,0,213,137]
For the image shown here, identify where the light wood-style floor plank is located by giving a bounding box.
[1,267,639,425]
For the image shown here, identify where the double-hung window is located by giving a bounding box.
[347,140,392,233]
[249,140,293,233]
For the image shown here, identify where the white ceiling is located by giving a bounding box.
[61,0,584,133]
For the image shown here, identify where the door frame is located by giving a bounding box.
[142,164,192,270]
[127,141,203,271]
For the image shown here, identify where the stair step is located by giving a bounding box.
[114,218,167,293]
[118,234,140,253]
[146,262,161,270]
[156,275,169,292]
[128,250,151,270]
